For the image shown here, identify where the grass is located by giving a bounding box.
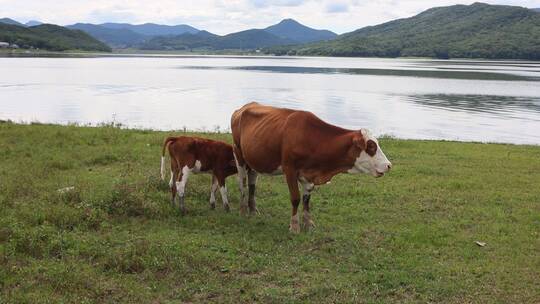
[0,121,539,303]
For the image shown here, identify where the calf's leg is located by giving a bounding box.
[209,175,218,209]
[169,160,179,208]
[176,166,191,215]
[216,174,231,212]
[170,170,178,208]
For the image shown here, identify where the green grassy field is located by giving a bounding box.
[0,121,539,303]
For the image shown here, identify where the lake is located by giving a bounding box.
[1,55,539,145]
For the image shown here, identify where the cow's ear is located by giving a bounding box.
[353,135,366,150]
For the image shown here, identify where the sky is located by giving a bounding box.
[1,0,540,34]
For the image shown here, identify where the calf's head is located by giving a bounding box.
[348,129,392,178]
[224,149,239,177]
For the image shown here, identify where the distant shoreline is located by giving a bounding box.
[2,49,540,62]
[1,120,537,147]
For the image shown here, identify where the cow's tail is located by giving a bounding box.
[160,137,176,180]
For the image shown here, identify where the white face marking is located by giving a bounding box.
[348,129,392,177]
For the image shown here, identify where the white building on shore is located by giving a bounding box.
[0,42,21,49]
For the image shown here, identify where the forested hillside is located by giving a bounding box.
[0,23,111,52]
[265,3,540,60]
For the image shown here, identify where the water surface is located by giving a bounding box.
[0,55,539,144]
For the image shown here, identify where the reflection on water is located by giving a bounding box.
[418,59,540,69]
[407,94,540,119]
[179,65,540,81]
[0,55,539,145]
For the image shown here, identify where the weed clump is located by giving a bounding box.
[94,179,168,219]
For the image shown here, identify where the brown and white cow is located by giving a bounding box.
[231,102,392,233]
[160,136,237,214]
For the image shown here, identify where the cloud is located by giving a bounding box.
[87,6,138,23]
[326,3,349,13]
[249,0,305,8]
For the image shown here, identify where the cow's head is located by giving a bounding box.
[348,129,392,178]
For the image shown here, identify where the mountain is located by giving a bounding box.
[217,29,294,49]
[139,19,333,51]
[264,19,337,43]
[533,8,540,12]
[67,23,147,47]
[266,2,540,60]
[25,20,43,27]
[0,18,43,27]
[99,22,199,36]
[140,30,218,50]
[0,23,111,51]
[0,18,24,26]
[140,29,294,50]
[66,22,200,48]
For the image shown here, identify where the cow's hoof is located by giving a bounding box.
[303,220,316,231]
[210,202,216,210]
[239,204,249,216]
[180,208,187,216]
[289,215,301,234]
[249,207,260,216]
[248,200,257,213]
[289,223,301,234]
[223,204,231,212]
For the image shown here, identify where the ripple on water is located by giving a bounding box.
[405,94,540,121]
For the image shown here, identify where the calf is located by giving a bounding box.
[231,102,392,233]
[160,136,237,214]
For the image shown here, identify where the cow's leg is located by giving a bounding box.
[284,167,301,234]
[170,170,178,208]
[237,165,248,215]
[233,148,249,215]
[176,165,191,215]
[247,170,258,214]
[216,174,231,212]
[209,175,218,209]
[300,178,315,230]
